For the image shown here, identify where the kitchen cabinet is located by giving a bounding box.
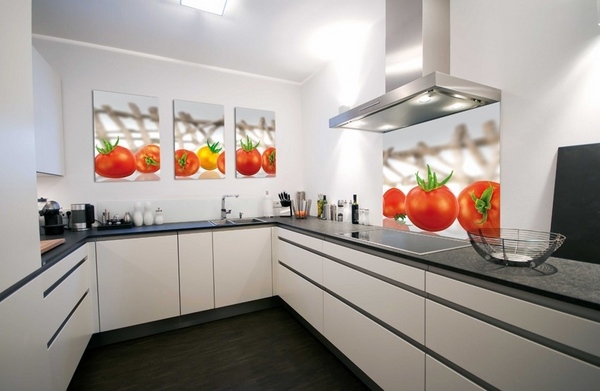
[324,292,425,391]
[321,240,425,344]
[277,229,324,333]
[42,244,93,391]
[425,272,600,390]
[178,231,214,315]
[32,47,64,176]
[0,275,51,390]
[213,227,272,308]
[425,356,483,391]
[96,234,179,331]
[277,228,426,390]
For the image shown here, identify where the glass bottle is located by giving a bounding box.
[351,194,359,224]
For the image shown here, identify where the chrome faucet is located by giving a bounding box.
[221,194,239,220]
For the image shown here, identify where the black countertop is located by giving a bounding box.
[40,217,600,312]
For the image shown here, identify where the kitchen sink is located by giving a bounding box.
[209,218,265,226]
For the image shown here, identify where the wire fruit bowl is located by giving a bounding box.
[467,228,566,268]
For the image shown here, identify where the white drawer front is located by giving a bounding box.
[425,356,484,391]
[322,241,424,290]
[277,228,323,252]
[42,245,88,290]
[323,258,425,344]
[47,293,92,391]
[278,264,324,333]
[277,239,323,284]
[426,300,600,391]
[43,257,90,343]
[324,293,425,391]
[426,272,600,357]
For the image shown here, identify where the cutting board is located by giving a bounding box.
[550,142,600,264]
[40,238,66,254]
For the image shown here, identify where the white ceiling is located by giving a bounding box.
[32,0,383,84]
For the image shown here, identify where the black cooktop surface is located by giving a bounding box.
[338,228,470,255]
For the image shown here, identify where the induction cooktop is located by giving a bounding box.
[338,229,470,255]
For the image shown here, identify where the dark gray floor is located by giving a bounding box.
[68,306,370,390]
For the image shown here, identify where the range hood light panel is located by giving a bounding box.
[329,72,500,133]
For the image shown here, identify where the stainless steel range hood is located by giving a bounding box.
[329,0,501,133]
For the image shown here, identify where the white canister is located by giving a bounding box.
[143,202,154,226]
[133,202,143,227]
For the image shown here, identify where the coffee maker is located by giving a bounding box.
[69,203,95,231]
[40,200,65,235]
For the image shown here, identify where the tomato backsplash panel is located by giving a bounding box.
[173,100,225,180]
[382,103,501,239]
[234,107,276,178]
[93,90,161,182]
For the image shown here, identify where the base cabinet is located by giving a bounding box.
[42,244,92,390]
[426,300,600,390]
[278,264,324,333]
[324,293,425,391]
[96,234,179,331]
[213,227,272,308]
[425,356,483,391]
[0,276,51,390]
[48,294,92,391]
[178,231,214,315]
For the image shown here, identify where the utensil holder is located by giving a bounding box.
[280,200,292,217]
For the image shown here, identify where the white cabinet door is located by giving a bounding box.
[32,47,64,176]
[425,356,483,391]
[48,293,92,391]
[278,263,324,333]
[426,300,600,390]
[322,257,425,344]
[96,235,179,331]
[213,227,272,308]
[0,276,51,390]
[324,293,425,391]
[178,231,214,315]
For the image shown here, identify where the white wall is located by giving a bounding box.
[451,0,600,231]
[34,38,304,221]
[301,16,386,219]
[0,1,41,291]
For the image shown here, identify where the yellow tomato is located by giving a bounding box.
[196,140,222,171]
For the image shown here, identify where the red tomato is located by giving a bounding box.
[135,144,160,173]
[404,165,458,232]
[94,138,136,179]
[261,147,276,175]
[236,136,261,176]
[406,185,458,232]
[174,149,200,177]
[457,181,500,232]
[217,151,225,174]
[383,188,405,219]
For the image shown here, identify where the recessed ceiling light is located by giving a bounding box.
[181,0,227,16]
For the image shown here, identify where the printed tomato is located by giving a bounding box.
[197,140,222,171]
[94,137,136,179]
[383,188,406,219]
[174,149,200,177]
[261,147,276,175]
[405,165,459,232]
[217,151,225,174]
[135,144,160,173]
[236,136,261,176]
[457,181,500,232]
